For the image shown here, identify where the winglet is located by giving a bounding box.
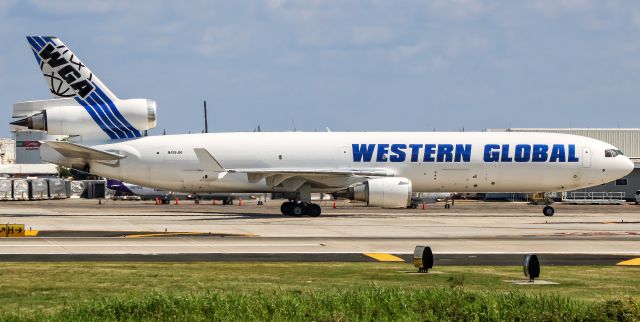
[193,148,226,172]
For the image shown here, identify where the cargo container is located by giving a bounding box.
[13,179,28,200]
[67,180,85,198]
[29,178,49,200]
[84,180,106,199]
[0,179,12,200]
[48,178,67,199]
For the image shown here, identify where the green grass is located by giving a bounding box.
[0,262,638,320]
[3,288,640,321]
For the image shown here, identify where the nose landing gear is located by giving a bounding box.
[543,205,555,217]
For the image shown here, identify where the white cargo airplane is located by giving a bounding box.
[12,36,634,217]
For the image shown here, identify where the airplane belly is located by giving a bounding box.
[181,172,271,193]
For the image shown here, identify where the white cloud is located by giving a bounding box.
[528,0,595,17]
[388,42,428,62]
[632,7,640,29]
[28,0,125,14]
[198,27,251,56]
[427,0,488,20]
[0,0,17,14]
[265,0,286,9]
[444,34,490,58]
[350,26,394,46]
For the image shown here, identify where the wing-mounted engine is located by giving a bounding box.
[11,98,157,142]
[340,177,413,208]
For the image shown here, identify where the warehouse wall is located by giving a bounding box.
[487,128,640,159]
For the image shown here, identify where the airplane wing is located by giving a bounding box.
[42,141,125,161]
[193,148,393,190]
[194,148,393,176]
[229,168,395,176]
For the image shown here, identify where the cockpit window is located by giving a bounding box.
[605,149,624,157]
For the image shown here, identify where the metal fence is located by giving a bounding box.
[561,191,626,204]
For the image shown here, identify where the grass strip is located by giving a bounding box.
[2,287,639,321]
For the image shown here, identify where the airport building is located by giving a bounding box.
[488,128,640,200]
[0,130,58,177]
[0,138,15,165]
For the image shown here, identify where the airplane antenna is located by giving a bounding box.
[204,100,209,133]
[291,118,297,132]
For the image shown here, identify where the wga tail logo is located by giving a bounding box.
[38,43,94,98]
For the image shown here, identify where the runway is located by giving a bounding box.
[0,199,639,265]
[0,251,632,266]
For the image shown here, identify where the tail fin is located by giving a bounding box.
[26,36,118,100]
[26,36,143,139]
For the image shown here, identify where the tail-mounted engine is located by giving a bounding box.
[11,98,156,141]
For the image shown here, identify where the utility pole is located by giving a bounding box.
[204,100,208,133]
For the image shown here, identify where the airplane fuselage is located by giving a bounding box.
[53,131,633,194]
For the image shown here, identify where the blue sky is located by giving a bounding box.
[3,0,640,137]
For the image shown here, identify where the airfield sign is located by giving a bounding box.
[0,224,25,237]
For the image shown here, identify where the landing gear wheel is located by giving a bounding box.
[409,203,418,209]
[543,206,555,217]
[307,204,321,217]
[281,202,293,215]
[444,204,451,209]
[290,203,305,217]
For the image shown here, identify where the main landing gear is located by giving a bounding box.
[542,205,555,217]
[281,201,322,217]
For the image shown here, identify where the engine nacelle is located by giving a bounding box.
[12,98,156,141]
[347,177,412,208]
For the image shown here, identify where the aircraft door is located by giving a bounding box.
[582,147,591,168]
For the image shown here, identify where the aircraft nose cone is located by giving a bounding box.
[615,156,635,178]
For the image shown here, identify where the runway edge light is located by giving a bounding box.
[413,246,433,273]
[523,254,541,282]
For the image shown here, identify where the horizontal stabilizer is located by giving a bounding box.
[42,141,125,161]
[13,98,78,118]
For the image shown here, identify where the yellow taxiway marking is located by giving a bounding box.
[125,232,256,238]
[364,253,405,262]
[25,230,38,237]
[616,258,640,266]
